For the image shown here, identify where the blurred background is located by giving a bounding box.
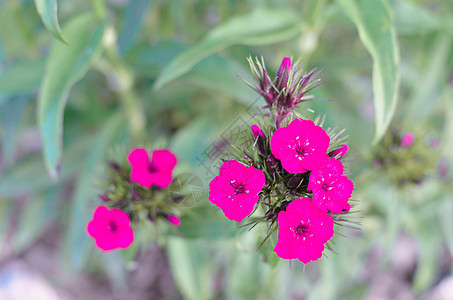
[0,0,452,299]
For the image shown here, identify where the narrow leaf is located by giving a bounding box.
[0,96,29,166]
[34,0,68,43]
[118,0,151,54]
[166,237,211,300]
[154,8,301,90]
[336,0,400,144]
[38,13,105,179]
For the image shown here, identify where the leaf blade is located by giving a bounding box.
[38,13,105,179]
[154,8,301,90]
[336,0,400,144]
[34,0,68,43]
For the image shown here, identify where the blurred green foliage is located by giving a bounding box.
[0,0,452,299]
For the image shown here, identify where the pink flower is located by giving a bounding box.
[400,132,414,148]
[167,215,181,226]
[87,206,134,251]
[209,160,266,222]
[128,148,177,188]
[328,144,349,159]
[308,159,354,213]
[251,124,264,138]
[274,198,334,263]
[270,119,330,173]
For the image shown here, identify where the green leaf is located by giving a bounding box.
[336,0,400,144]
[0,60,45,102]
[34,0,68,43]
[404,33,453,120]
[38,13,105,179]
[63,113,125,269]
[154,8,301,90]
[0,137,90,198]
[181,55,257,106]
[0,96,29,166]
[392,1,442,35]
[12,187,60,252]
[166,237,211,300]
[118,0,151,54]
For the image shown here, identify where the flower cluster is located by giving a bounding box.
[87,148,181,251]
[209,57,357,264]
[374,126,441,186]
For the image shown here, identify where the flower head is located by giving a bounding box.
[128,148,177,188]
[87,206,134,251]
[274,197,334,263]
[209,160,266,222]
[271,119,330,173]
[308,159,354,213]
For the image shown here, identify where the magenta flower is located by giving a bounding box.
[270,119,330,173]
[209,160,266,222]
[251,124,264,139]
[167,215,181,226]
[400,132,414,148]
[308,159,354,213]
[274,198,334,263]
[328,144,349,159]
[87,206,134,251]
[128,148,177,188]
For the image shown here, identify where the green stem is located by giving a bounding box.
[102,27,146,139]
[92,0,107,20]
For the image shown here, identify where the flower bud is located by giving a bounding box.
[251,125,267,155]
[266,154,280,173]
[400,132,414,148]
[98,194,110,202]
[167,215,181,226]
[287,176,303,188]
[328,144,349,158]
[108,162,121,173]
[275,57,291,91]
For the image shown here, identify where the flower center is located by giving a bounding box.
[321,177,337,191]
[292,220,312,239]
[108,220,118,232]
[227,180,250,199]
[235,183,246,193]
[322,183,332,191]
[295,139,311,157]
[148,163,158,173]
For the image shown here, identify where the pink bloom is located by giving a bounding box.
[167,215,181,226]
[128,148,177,188]
[308,159,354,213]
[87,206,134,251]
[270,119,330,173]
[400,132,414,148]
[251,124,264,139]
[328,144,349,159]
[209,160,265,222]
[274,198,334,263]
